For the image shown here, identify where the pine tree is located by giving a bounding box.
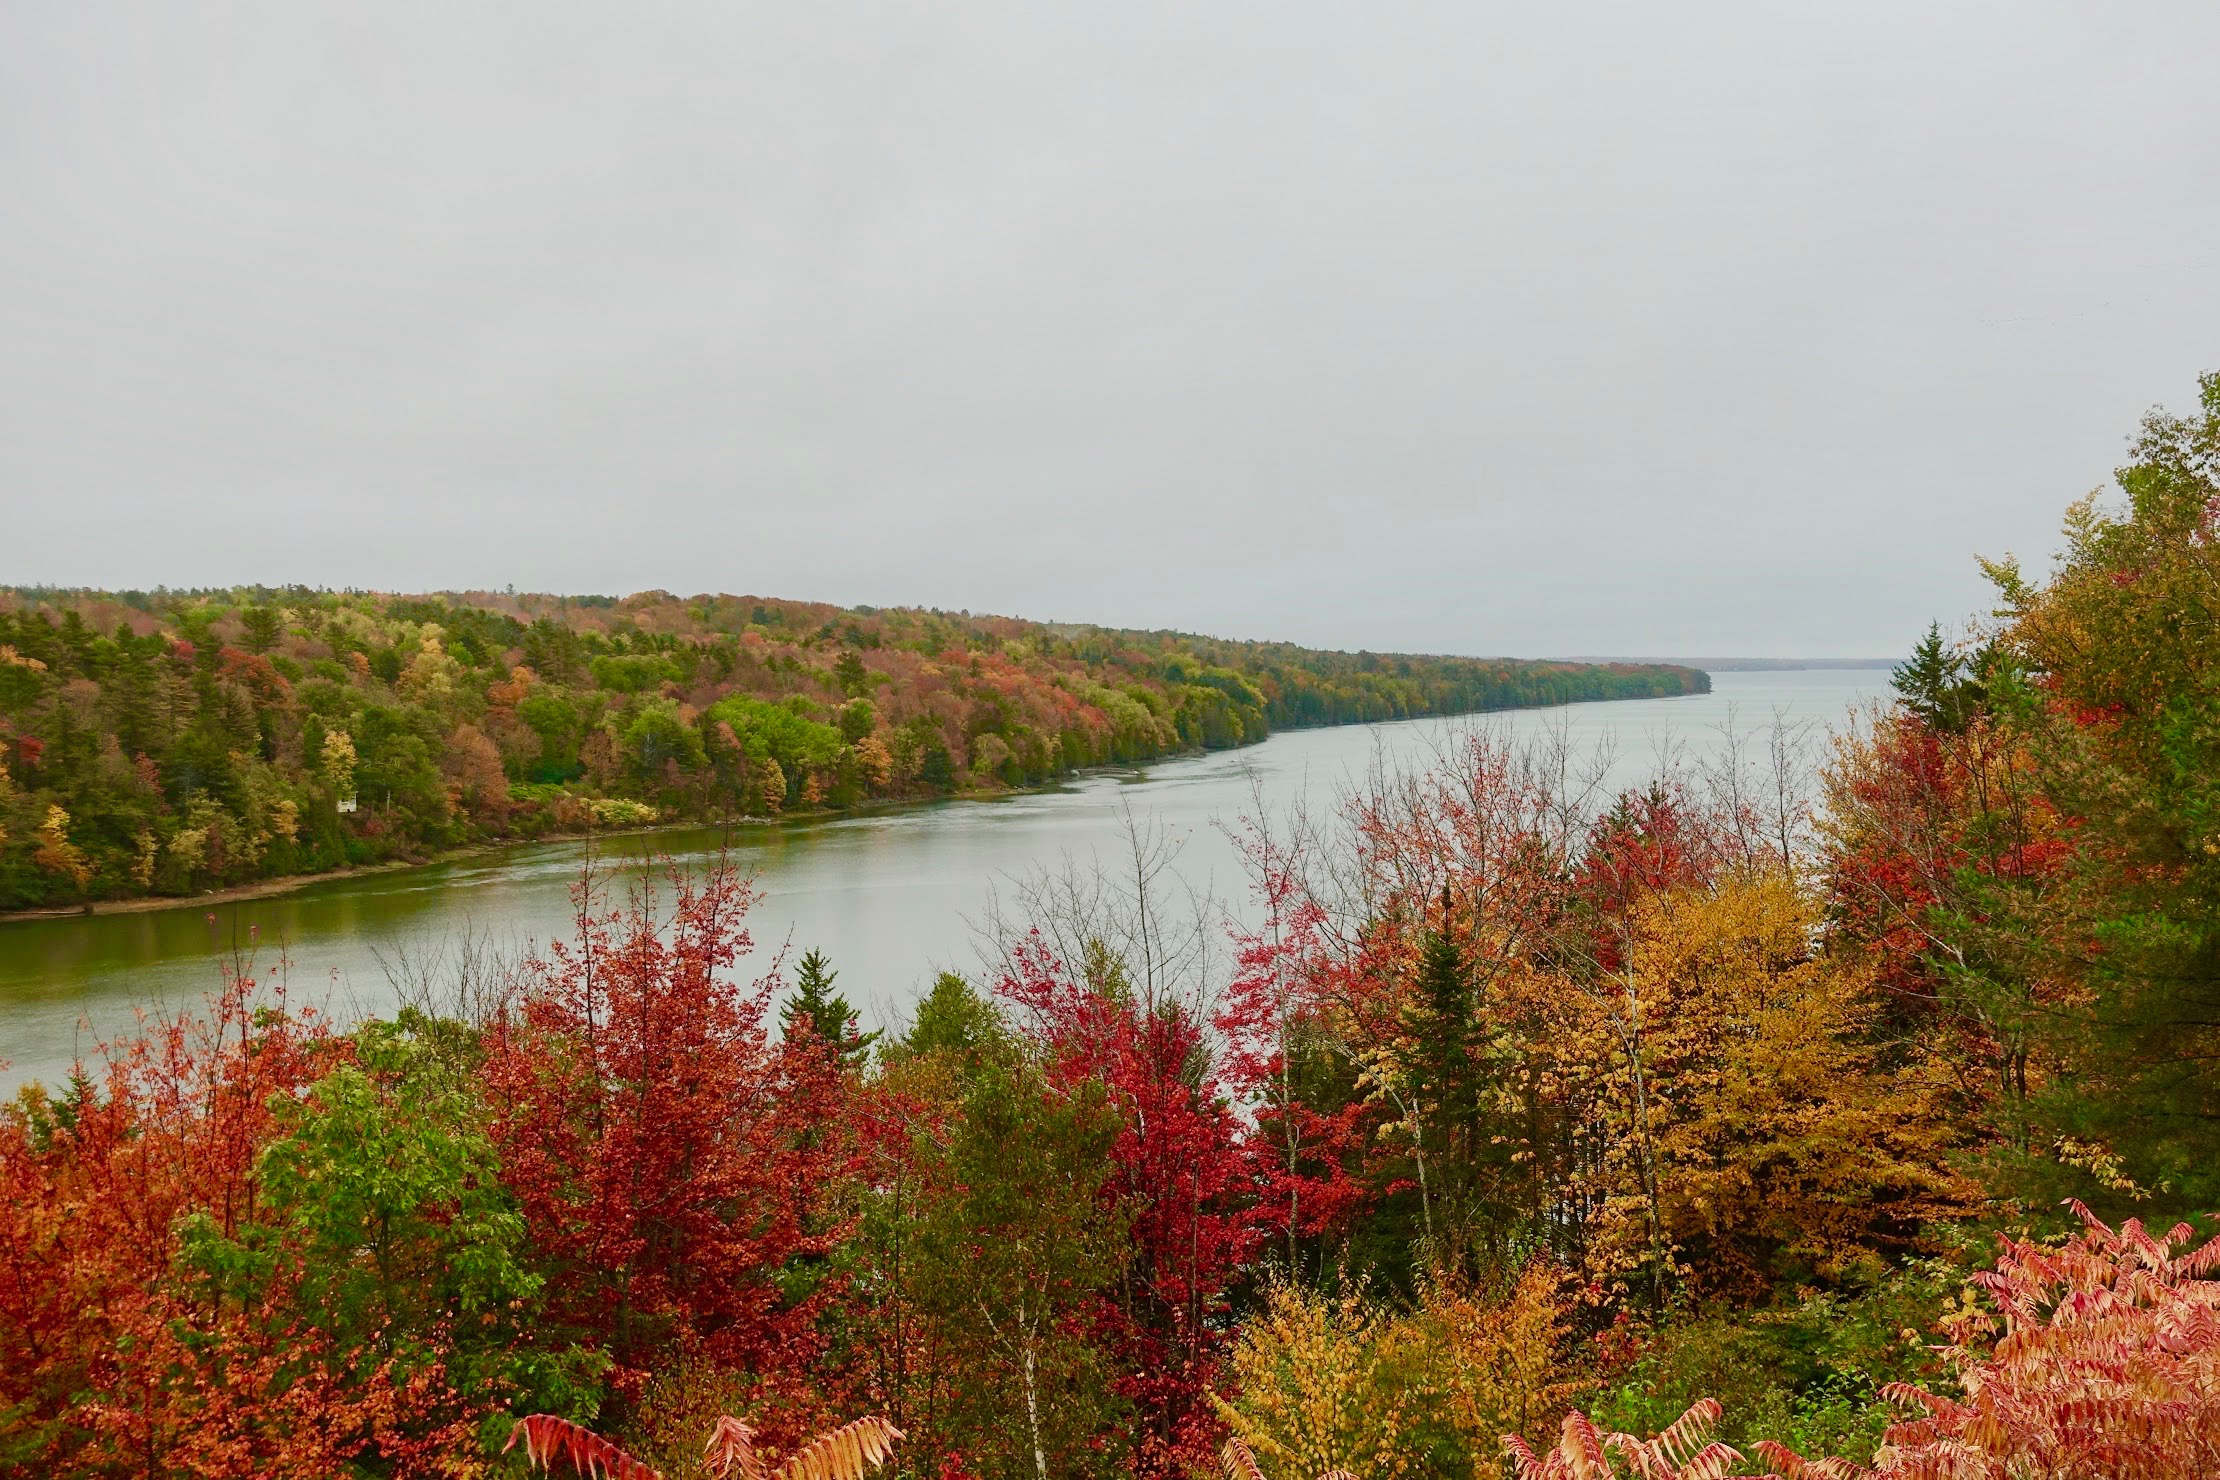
[783,949,879,1065]
[240,604,283,655]
[1403,894,1543,1270]
[1406,908,1502,1267]
[1414,924,1476,1161]
[1891,622,1983,733]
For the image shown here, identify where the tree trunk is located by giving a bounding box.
[1023,1327,1048,1480]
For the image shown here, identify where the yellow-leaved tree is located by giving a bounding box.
[33,804,92,890]
[1565,868,1968,1301]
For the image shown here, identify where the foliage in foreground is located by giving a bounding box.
[1473,1204,2220,1478]
[1761,1205,2220,1478]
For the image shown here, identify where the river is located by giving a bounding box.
[0,668,1888,1094]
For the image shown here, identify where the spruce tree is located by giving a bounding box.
[1409,914,1489,1266]
[1406,895,1530,1266]
[240,604,283,655]
[1414,926,1475,1154]
[1891,622,1985,733]
[781,949,878,1065]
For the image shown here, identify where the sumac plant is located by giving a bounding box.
[507,1410,902,1480]
[1758,1203,2220,1479]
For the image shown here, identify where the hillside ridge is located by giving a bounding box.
[0,584,1703,909]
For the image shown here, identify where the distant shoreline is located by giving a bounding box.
[1558,657,1896,672]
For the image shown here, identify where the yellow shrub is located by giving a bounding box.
[1214,1281,1416,1480]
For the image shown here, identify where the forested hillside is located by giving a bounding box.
[0,589,1700,910]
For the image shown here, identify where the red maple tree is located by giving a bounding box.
[481,857,856,1416]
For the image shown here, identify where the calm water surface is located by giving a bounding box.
[0,669,1887,1093]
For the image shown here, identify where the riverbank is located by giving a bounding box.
[3,682,1735,924]
[0,812,863,924]
[0,859,433,922]
[0,771,1117,925]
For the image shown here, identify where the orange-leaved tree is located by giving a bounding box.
[1563,867,1968,1303]
[0,960,368,1475]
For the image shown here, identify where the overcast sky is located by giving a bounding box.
[4,3,2217,657]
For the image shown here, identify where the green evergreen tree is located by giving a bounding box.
[782,948,878,1065]
[899,971,1003,1063]
[1413,925,1475,1151]
[239,604,283,655]
[1988,375,2220,1210]
[1891,622,1984,733]
[1401,897,1531,1270]
[1407,919,1487,1264]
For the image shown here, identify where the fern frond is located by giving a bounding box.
[1674,1440,1744,1480]
[2176,1230,2220,1279]
[1880,1382,1964,1419]
[1503,1434,1547,1480]
[772,1414,904,1480]
[706,1415,770,1480]
[505,1414,663,1480]
[1220,1439,1269,1480]
[1751,1440,1872,1480]
[1599,1431,1672,1480]
[1655,1398,1723,1465]
[1557,1411,1611,1480]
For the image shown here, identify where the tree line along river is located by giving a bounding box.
[0,668,1887,1095]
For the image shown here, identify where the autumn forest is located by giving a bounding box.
[0,589,1700,913]
[10,376,2220,1479]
